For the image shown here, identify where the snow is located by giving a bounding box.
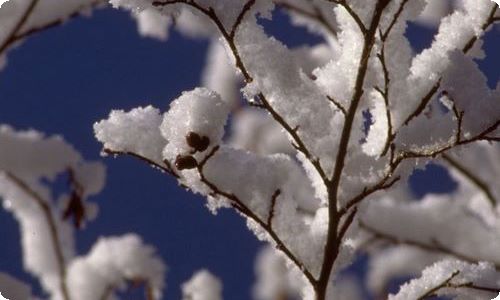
[160,88,229,163]
[0,125,106,298]
[390,260,500,300]
[0,273,32,300]
[94,106,166,165]
[181,269,222,300]
[67,234,166,300]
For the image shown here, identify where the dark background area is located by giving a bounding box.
[0,5,499,299]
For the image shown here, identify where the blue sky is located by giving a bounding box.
[0,5,498,299]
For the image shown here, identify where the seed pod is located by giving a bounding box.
[186,131,210,152]
[175,155,197,170]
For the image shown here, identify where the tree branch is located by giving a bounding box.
[326,95,347,115]
[400,4,498,131]
[267,189,281,227]
[317,1,391,296]
[102,148,180,179]
[380,0,409,41]
[4,172,70,300]
[275,1,338,38]
[416,270,460,300]
[392,119,500,167]
[195,146,317,286]
[325,0,367,34]
[337,206,357,242]
[0,0,106,56]
[416,270,500,299]
[359,221,500,270]
[442,154,497,207]
[153,0,330,191]
[339,174,400,215]
[375,37,394,157]
[462,5,498,53]
[0,0,40,55]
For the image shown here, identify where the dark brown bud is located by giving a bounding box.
[175,155,197,170]
[62,191,85,229]
[186,131,210,152]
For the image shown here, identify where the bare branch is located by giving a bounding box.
[375,38,394,157]
[326,95,347,115]
[267,189,281,227]
[230,0,256,39]
[337,206,357,241]
[102,148,180,178]
[452,282,500,295]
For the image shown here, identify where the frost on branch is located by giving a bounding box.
[67,234,166,300]
[95,88,326,274]
[94,105,166,165]
[0,0,103,69]
[0,125,106,298]
[359,142,500,297]
[161,88,229,163]
[181,269,222,300]
[96,0,500,298]
[0,125,170,300]
[389,260,500,300]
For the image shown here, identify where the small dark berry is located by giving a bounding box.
[175,155,197,170]
[186,131,210,152]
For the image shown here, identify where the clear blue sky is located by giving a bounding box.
[0,6,498,299]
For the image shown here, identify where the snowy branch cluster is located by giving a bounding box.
[1,0,500,299]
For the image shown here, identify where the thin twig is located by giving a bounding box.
[326,95,347,115]
[325,0,367,34]
[275,1,337,37]
[442,154,497,207]
[195,146,317,285]
[375,39,394,157]
[359,221,500,270]
[0,0,40,54]
[4,172,70,300]
[102,148,179,178]
[401,4,498,130]
[339,175,400,215]
[267,189,281,227]
[380,0,409,41]
[416,270,460,300]
[7,0,106,48]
